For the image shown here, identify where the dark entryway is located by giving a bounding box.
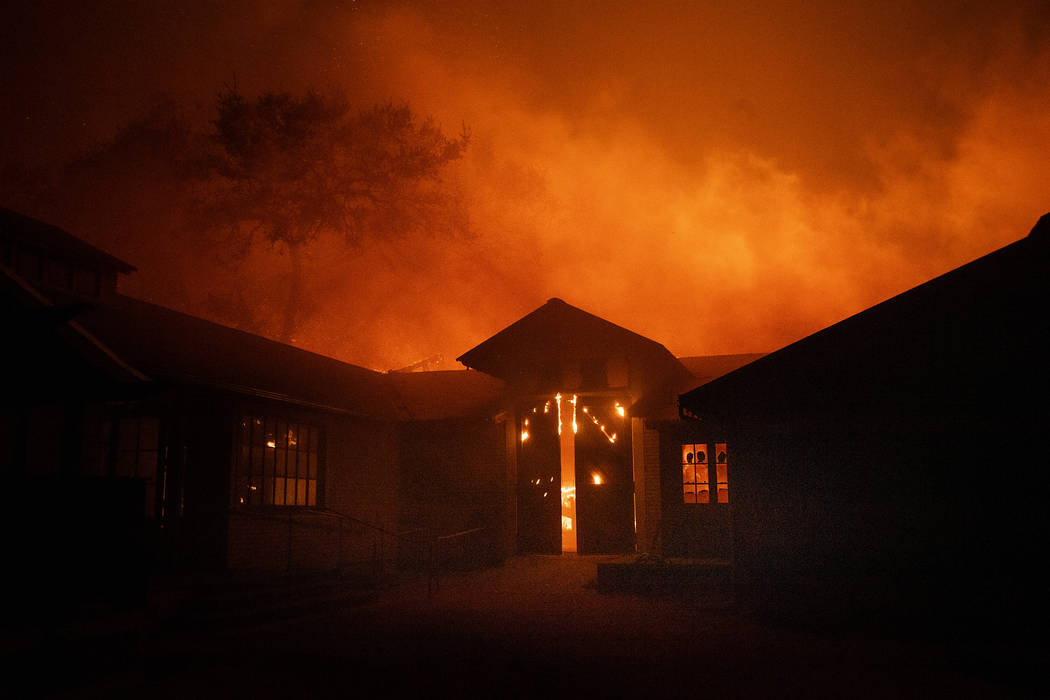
[574,420,633,554]
[517,406,560,553]
[516,398,635,555]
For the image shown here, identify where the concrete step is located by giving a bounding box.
[596,556,732,595]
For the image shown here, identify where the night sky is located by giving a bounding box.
[3,0,1049,370]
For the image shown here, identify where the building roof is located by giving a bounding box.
[387,370,506,421]
[629,353,767,419]
[680,213,1050,423]
[69,293,509,422]
[2,262,148,388]
[457,297,690,389]
[0,207,136,273]
[74,294,401,420]
[677,353,767,387]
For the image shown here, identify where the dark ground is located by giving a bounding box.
[11,554,1046,699]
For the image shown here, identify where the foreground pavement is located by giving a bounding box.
[27,555,1047,698]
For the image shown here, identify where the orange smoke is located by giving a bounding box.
[7,2,1048,370]
[274,2,1050,369]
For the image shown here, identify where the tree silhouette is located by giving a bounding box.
[203,87,470,342]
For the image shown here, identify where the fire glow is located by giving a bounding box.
[13,3,1048,378]
[580,402,620,444]
[523,395,625,447]
[521,395,627,550]
[560,485,576,533]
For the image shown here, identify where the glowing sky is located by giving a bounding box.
[3,1,1049,369]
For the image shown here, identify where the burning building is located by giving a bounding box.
[1,207,755,607]
[11,204,1042,636]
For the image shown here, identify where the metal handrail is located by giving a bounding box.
[226,507,487,595]
[226,506,415,581]
[427,526,486,596]
[224,505,491,600]
[309,507,422,542]
[435,527,484,542]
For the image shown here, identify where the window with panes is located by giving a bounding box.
[114,416,162,518]
[234,416,321,506]
[682,442,728,503]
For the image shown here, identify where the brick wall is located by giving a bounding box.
[398,417,509,564]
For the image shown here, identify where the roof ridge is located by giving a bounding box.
[108,293,384,376]
[1028,211,1050,244]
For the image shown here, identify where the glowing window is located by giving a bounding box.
[681,442,728,504]
[681,443,709,503]
[235,416,321,507]
[715,442,729,503]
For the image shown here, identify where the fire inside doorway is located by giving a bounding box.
[517,395,634,554]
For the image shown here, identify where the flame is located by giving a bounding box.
[521,430,529,442]
[560,485,576,509]
[581,404,619,443]
[555,393,562,435]
[266,440,276,449]
[592,472,603,485]
[571,394,578,434]
[615,403,626,418]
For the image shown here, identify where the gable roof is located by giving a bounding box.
[456,297,689,388]
[680,213,1050,422]
[0,207,136,274]
[3,261,148,388]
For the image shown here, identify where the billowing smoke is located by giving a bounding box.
[3,1,1048,369]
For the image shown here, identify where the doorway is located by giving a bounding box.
[517,395,634,554]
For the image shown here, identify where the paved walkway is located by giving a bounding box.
[41,555,1044,698]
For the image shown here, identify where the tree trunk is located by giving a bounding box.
[279,243,303,344]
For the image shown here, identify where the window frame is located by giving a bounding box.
[681,441,729,504]
[109,413,164,520]
[234,414,322,508]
